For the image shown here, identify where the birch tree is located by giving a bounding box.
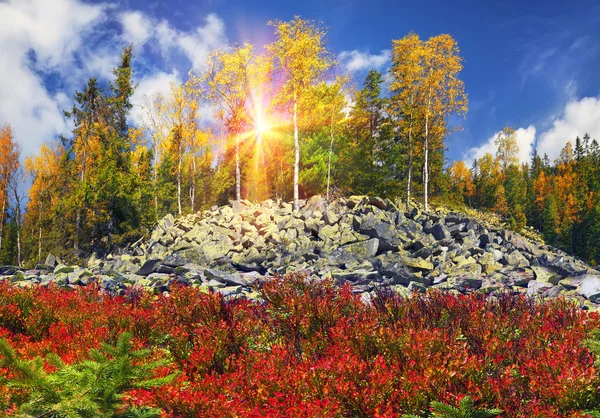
[268,16,333,209]
[199,42,266,202]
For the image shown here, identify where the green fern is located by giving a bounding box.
[402,396,503,418]
[0,332,177,418]
[430,396,503,417]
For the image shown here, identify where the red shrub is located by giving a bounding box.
[1,275,600,416]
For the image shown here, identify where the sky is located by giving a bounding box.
[1,0,600,167]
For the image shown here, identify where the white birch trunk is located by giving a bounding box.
[293,95,299,210]
[235,135,241,202]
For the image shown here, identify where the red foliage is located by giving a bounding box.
[1,275,600,416]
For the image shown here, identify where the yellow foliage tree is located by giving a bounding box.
[268,16,334,209]
[0,124,20,254]
[390,32,426,210]
[448,160,475,205]
[199,42,268,202]
[24,143,63,262]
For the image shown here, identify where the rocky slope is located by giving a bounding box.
[5,195,600,308]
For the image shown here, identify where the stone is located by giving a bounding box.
[408,281,427,293]
[508,268,535,287]
[135,259,161,276]
[445,276,483,293]
[431,223,451,241]
[45,253,57,268]
[541,285,564,298]
[559,276,586,290]
[340,238,379,259]
[507,251,529,268]
[162,253,187,268]
[332,269,381,283]
[578,275,600,302]
[207,279,226,288]
[323,209,339,225]
[527,280,554,296]
[532,266,561,285]
[202,239,233,260]
[217,286,242,297]
[400,256,434,272]
[369,197,387,210]
[444,262,482,278]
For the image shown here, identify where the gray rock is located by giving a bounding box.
[162,253,187,267]
[443,276,483,293]
[578,275,600,302]
[332,269,381,284]
[135,259,161,276]
[431,223,451,241]
[507,251,529,268]
[45,253,57,268]
[532,266,561,285]
[508,268,535,287]
[340,238,379,259]
[527,281,554,296]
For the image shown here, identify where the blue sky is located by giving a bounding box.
[1,0,600,166]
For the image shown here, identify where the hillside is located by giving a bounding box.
[6,195,600,308]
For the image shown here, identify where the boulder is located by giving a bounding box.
[431,223,451,241]
[135,259,161,276]
[507,251,529,268]
[340,238,379,259]
[578,275,600,302]
[531,266,561,285]
[527,281,554,296]
[508,268,535,287]
[45,253,57,268]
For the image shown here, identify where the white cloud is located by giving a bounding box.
[119,10,152,46]
[153,13,227,70]
[537,96,600,161]
[130,70,182,126]
[464,125,537,166]
[0,0,227,159]
[338,49,390,73]
[0,0,107,157]
[122,12,227,71]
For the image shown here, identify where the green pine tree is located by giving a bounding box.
[0,332,177,418]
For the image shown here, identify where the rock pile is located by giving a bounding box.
[4,195,600,308]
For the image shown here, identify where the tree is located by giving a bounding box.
[494,126,519,171]
[268,16,334,209]
[0,124,19,255]
[200,42,267,202]
[299,75,349,199]
[472,153,501,210]
[390,32,425,209]
[162,83,193,215]
[8,167,24,267]
[24,143,63,263]
[448,160,475,205]
[420,34,468,211]
[140,92,168,221]
[493,184,508,216]
[0,332,176,417]
[64,77,105,252]
[543,194,559,245]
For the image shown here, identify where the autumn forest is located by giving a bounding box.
[0,16,599,267]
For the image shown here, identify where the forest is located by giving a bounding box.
[0,16,597,267]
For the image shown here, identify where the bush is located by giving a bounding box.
[0,275,599,416]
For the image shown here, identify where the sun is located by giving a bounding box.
[254,113,271,135]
